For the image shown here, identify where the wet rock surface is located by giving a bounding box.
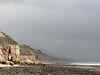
[0,65,99,75]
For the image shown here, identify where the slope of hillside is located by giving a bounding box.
[0,31,74,64]
[19,44,34,55]
[20,44,54,61]
[19,44,74,64]
[0,32,18,45]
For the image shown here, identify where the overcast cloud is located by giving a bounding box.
[0,0,100,62]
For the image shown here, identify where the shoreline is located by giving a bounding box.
[0,64,99,75]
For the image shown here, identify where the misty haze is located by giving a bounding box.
[0,0,100,62]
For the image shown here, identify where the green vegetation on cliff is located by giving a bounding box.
[0,32,18,45]
[20,44,34,55]
[19,44,55,61]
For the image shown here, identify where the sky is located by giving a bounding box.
[0,0,100,62]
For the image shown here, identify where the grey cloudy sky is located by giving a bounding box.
[0,0,100,62]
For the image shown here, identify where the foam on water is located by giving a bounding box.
[70,62,100,66]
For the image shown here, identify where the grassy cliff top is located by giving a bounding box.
[0,32,18,45]
[20,44,34,55]
[19,44,54,60]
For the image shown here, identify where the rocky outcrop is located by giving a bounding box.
[0,32,20,62]
[0,32,18,45]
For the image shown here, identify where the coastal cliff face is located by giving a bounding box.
[0,32,20,61]
[20,44,56,64]
[0,32,73,64]
[0,32,56,64]
[0,32,35,62]
[19,45,74,64]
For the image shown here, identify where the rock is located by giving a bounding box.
[20,59,34,65]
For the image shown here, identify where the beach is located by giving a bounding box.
[0,64,99,75]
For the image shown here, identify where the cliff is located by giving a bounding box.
[0,31,74,64]
[19,44,74,64]
[20,44,56,64]
[0,32,18,45]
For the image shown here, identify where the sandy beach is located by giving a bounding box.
[0,64,99,75]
